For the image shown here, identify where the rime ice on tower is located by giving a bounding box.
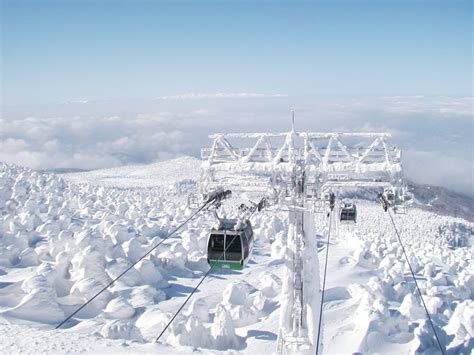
[198,130,408,353]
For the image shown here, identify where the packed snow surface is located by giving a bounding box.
[0,158,473,354]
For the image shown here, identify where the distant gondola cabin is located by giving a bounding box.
[207,219,254,270]
[340,202,357,223]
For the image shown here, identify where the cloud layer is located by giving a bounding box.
[156,92,288,100]
[1,95,472,195]
[0,116,189,171]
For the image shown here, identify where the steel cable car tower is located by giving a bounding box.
[198,121,407,354]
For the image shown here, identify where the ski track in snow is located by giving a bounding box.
[0,157,473,354]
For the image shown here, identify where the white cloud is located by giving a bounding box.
[67,99,91,104]
[0,115,192,171]
[404,149,473,195]
[156,92,288,100]
[0,95,472,195]
[0,138,30,153]
[379,96,473,116]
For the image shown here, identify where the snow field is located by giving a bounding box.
[0,162,285,352]
[322,202,473,353]
[0,159,473,354]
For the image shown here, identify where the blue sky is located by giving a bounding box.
[0,0,472,195]
[1,0,472,105]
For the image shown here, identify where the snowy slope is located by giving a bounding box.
[61,156,474,221]
[407,181,474,222]
[61,156,201,189]
[0,159,473,354]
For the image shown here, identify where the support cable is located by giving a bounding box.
[155,234,239,343]
[241,196,269,221]
[56,200,212,329]
[315,210,333,355]
[387,209,445,355]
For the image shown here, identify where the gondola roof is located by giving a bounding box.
[215,218,249,231]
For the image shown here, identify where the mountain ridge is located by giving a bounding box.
[46,155,474,222]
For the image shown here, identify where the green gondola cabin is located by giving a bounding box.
[207,218,254,270]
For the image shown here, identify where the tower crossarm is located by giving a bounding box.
[200,131,405,209]
[201,131,401,175]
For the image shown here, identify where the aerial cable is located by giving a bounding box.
[315,210,333,355]
[56,199,214,329]
[386,209,445,355]
[234,196,268,222]
[155,234,239,343]
[247,197,269,220]
[156,194,266,340]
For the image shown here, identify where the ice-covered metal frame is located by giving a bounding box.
[202,132,399,166]
[200,131,407,352]
[201,131,405,203]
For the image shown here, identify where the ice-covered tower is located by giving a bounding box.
[200,129,406,353]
